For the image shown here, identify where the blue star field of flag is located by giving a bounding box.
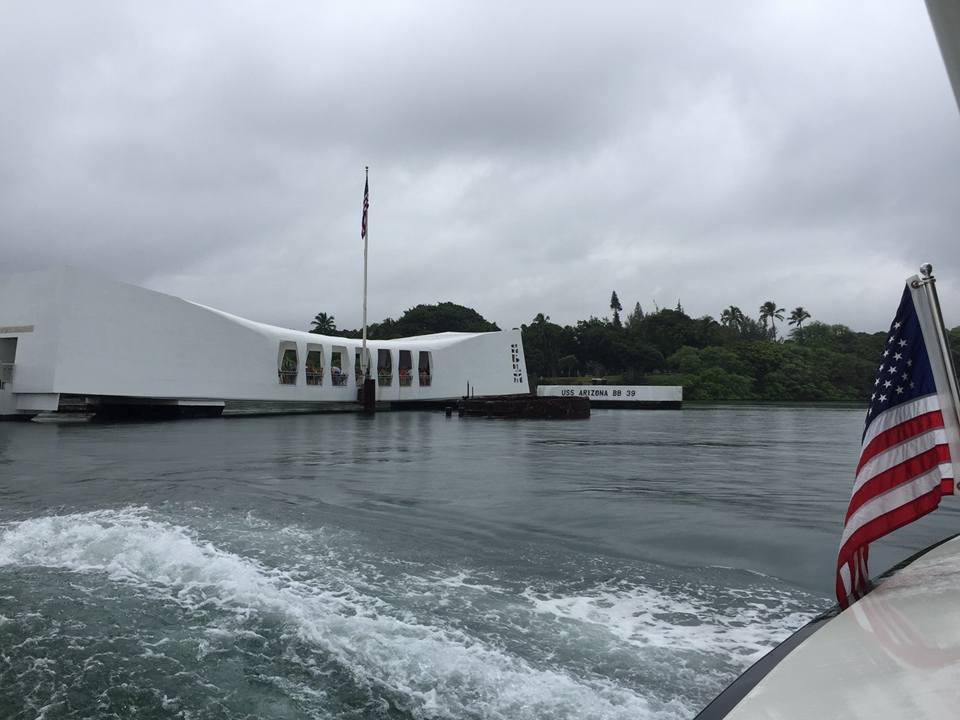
[865,286,936,435]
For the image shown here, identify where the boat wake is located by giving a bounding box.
[0,508,822,719]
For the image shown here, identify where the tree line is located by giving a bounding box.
[521,292,880,401]
[307,295,960,402]
[308,302,498,340]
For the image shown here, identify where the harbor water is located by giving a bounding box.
[2,405,958,719]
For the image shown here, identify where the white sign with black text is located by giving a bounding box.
[536,385,682,402]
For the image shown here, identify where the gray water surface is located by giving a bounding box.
[1,406,956,719]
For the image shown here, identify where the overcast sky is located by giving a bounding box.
[3,1,960,333]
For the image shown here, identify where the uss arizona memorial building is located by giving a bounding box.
[0,268,529,418]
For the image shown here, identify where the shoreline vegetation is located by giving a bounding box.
[309,295,960,402]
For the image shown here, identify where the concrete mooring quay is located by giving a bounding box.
[458,394,590,419]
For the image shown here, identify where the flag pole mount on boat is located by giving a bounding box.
[912,262,960,490]
[911,262,934,287]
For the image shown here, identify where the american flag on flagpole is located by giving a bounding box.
[361,173,369,240]
[836,278,960,608]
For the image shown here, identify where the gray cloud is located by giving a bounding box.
[2,1,959,335]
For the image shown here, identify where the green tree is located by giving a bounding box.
[558,354,579,377]
[737,315,770,341]
[720,306,745,331]
[666,346,704,374]
[339,302,500,339]
[574,317,618,373]
[309,312,337,334]
[736,340,786,391]
[801,322,883,358]
[612,336,664,375]
[521,313,575,378]
[759,301,785,340]
[761,345,843,400]
[366,317,397,339]
[700,346,750,376]
[610,291,623,329]
[629,307,718,357]
[387,302,499,337]
[788,307,812,341]
[684,367,755,401]
[626,302,645,329]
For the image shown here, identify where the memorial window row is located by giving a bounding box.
[277,343,432,388]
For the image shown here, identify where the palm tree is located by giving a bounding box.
[758,301,785,340]
[788,307,811,340]
[310,312,336,334]
[720,305,745,331]
[788,307,811,329]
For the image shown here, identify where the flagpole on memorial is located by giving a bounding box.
[360,167,375,412]
[362,167,369,378]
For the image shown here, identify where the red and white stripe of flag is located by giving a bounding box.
[837,395,954,606]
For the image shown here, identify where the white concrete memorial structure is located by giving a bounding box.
[0,268,528,419]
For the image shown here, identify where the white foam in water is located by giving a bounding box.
[522,581,812,665]
[0,509,689,720]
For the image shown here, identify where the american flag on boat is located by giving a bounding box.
[836,273,960,608]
